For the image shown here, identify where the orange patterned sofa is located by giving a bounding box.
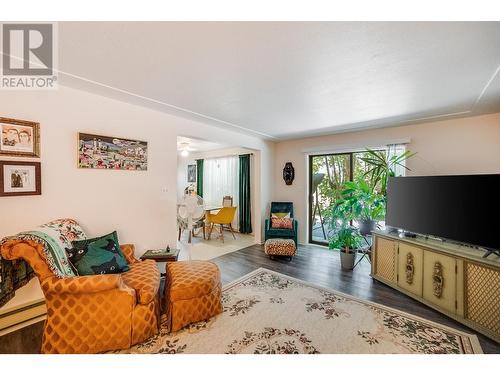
[0,240,161,354]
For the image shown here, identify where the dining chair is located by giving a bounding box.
[222,196,233,207]
[207,207,237,243]
[177,203,206,243]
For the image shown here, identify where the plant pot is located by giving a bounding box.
[359,219,377,236]
[340,247,357,270]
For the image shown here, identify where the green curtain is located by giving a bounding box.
[196,159,204,197]
[238,154,252,234]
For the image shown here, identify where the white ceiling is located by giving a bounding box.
[58,22,500,140]
[177,136,225,152]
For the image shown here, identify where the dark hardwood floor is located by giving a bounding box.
[0,320,43,354]
[212,243,500,354]
[1,243,498,353]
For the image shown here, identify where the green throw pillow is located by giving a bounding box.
[70,231,119,254]
[67,231,129,276]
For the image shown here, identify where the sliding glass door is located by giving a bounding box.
[308,150,385,245]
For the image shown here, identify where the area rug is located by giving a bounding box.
[117,268,482,354]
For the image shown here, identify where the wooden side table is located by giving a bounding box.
[140,248,180,262]
[140,248,180,277]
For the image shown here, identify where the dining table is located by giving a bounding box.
[203,204,223,214]
[181,204,221,240]
[177,202,223,240]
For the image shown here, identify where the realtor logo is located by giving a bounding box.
[1,23,57,89]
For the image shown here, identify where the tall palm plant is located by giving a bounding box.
[360,148,416,195]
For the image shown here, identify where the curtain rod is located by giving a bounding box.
[301,138,411,154]
[195,153,253,161]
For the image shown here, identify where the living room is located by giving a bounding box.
[1,1,499,373]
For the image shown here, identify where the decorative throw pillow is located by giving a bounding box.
[67,231,129,275]
[271,217,293,229]
[271,212,291,219]
[70,231,119,257]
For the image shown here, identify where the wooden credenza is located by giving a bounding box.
[372,231,500,343]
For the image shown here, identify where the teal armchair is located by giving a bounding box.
[264,202,298,246]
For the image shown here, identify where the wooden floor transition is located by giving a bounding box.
[1,243,499,354]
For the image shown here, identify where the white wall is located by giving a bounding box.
[273,113,500,244]
[0,85,274,254]
[177,153,193,200]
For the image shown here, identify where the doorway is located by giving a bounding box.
[176,136,257,259]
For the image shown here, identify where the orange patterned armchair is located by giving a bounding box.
[0,240,161,354]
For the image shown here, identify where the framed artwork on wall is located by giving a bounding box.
[0,161,41,197]
[78,132,148,170]
[0,117,40,157]
[187,164,196,182]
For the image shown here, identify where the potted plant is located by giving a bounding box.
[331,177,386,236]
[328,225,363,270]
[360,148,416,195]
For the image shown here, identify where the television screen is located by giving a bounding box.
[386,174,500,250]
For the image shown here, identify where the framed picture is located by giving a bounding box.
[78,133,148,170]
[0,117,40,157]
[0,161,41,197]
[187,164,196,182]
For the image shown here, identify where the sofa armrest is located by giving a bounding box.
[120,244,139,264]
[41,274,124,295]
[0,239,55,280]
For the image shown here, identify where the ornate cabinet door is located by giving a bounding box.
[464,262,500,338]
[423,251,457,314]
[374,237,397,284]
[397,243,423,297]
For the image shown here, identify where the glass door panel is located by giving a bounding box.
[353,150,385,193]
[309,149,386,246]
[309,153,351,244]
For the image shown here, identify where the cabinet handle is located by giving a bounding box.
[406,252,414,285]
[433,261,444,298]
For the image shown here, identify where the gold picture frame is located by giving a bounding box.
[0,117,40,157]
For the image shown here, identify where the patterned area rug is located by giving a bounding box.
[118,268,482,354]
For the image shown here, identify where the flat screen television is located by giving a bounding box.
[386,174,500,251]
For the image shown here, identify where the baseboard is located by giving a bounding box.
[0,314,46,337]
[0,300,47,334]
